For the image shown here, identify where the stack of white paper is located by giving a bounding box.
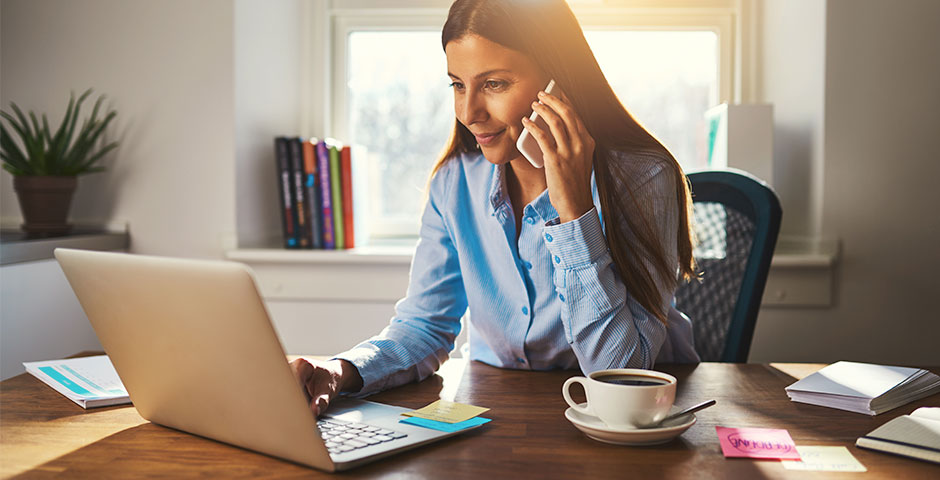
[23,355,131,409]
[784,361,940,415]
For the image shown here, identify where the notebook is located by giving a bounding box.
[784,361,940,415]
[23,355,130,408]
[54,248,484,472]
[856,407,940,464]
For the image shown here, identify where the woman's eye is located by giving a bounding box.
[449,81,465,91]
[484,80,507,90]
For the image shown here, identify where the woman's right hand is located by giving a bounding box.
[289,357,363,416]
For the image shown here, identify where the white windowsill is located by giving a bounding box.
[227,245,415,266]
[769,236,839,268]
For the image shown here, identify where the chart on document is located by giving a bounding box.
[23,355,130,408]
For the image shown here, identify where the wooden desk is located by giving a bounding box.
[2,360,938,479]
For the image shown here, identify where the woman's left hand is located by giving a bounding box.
[522,89,596,223]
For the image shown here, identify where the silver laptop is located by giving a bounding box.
[54,248,480,471]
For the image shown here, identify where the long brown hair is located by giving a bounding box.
[435,0,695,323]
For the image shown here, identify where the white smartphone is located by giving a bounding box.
[516,79,561,168]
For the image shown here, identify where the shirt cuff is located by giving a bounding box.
[542,207,608,269]
[331,344,385,397]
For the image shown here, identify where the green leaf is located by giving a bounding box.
[0,145,32,175]
[68,110,116,172]
[88,93,104,126]
[0,111,32,151]
[9,103,37,143]
[27,111,49,173]
[71,141,117,174]
[0,153,29,175]
[49,92,77,166]
[28,111,42,140]
[60,90,93,166]
[2,163,25,175]
[0,122,30,173]
[42,114,54,154]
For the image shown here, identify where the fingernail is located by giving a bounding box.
[532,101,539,108]
[521,116,529,123]
[538,91,545,98]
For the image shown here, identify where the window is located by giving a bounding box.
[346,31,451,238]
[327,2,737,242]
[584,30,718,170]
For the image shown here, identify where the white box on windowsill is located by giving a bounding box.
[705,103,774,185]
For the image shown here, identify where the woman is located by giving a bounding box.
[292,0,700,416]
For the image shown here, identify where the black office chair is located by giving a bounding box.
[674,169,782,362]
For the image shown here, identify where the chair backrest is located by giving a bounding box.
[675,169,782,362]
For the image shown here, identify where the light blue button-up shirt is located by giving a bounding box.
[336,151,699,395]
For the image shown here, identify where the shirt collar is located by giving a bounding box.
[484,155,601,225]
[487,162,508,215]
[486,161,559,221]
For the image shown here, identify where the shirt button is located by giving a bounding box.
[554,255,561,264]
[521,306,529,315]
[559,293,565,302]
[525,216,535,225]
[545,233,553,242]
[524,261,533,269]
[517,357,526,364]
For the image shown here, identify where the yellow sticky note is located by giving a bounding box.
[781,446,867,472]
[401,400,490,424]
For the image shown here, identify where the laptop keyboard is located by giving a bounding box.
[317,417,408,455]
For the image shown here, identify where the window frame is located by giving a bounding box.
[318,0,742,241]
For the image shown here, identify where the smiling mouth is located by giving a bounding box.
[474,129,505,146]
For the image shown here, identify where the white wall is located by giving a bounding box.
[234,0,306,249]
[0,259,102,379]
[0,0,237,258]
[0,0,238,379]
[756,0,826,238]
[750,0,940,364]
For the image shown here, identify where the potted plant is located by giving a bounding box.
[1,89,118,237]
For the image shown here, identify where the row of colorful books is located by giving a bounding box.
[275,137,354,249]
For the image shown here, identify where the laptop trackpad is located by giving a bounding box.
[324,398,412,422]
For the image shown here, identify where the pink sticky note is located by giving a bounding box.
[716,426,801,460]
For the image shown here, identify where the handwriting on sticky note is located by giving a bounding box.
[716,426,801,460]
[781,446,867,472]
[401,400,489,424]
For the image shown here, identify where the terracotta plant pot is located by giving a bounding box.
[12,175,78,237]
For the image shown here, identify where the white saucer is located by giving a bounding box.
[565,403,696,446]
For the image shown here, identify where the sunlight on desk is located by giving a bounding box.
[769,363,824,381]
[0,406,146,477]
[436,358,469,402]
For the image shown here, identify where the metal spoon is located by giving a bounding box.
[657,399,716,425]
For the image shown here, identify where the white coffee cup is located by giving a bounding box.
[562,368,677,430]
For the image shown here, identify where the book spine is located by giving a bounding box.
[856,436,940,464]
[341,145,355,249]
[302,138,323,249]
[329,143,345,249]
[274,137,298,248]
[316,140,335,249]
[288,137,309,248]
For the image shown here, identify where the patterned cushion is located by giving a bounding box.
[675,202,755,361]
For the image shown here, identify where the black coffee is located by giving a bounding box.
[594,374,668,386]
